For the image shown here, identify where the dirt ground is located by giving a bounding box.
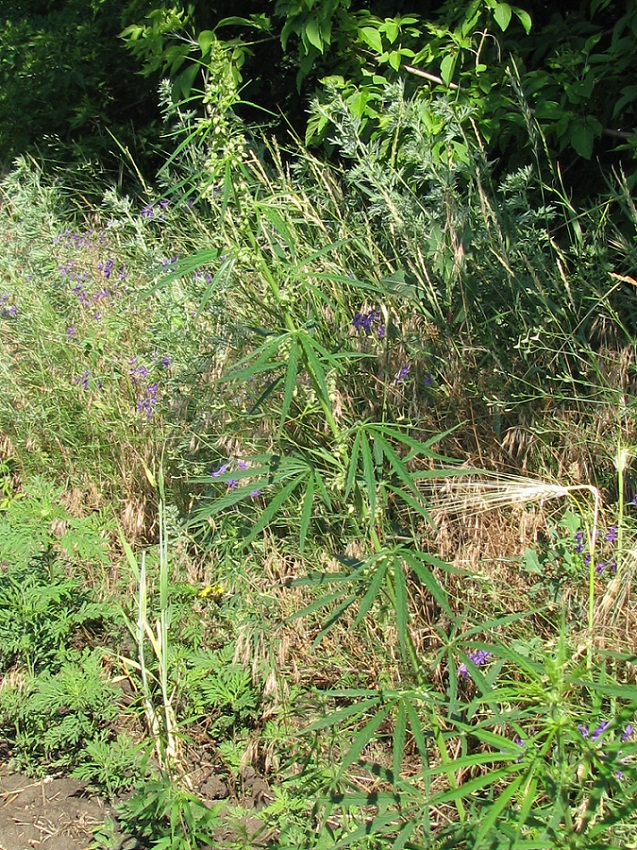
[0,767,272,850]
[0,771,114,850]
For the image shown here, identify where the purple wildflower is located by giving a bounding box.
[458,650,491,679]
[211,463,229,478]
[591,720,610,742]
[137,383,158,420]
[424,372,433,387]
[352,309,381,336]
[596,561,606,575]
[632,493,637,507]
[396,364,411,384]
[76,370,90,391]
[227,479,239,490]
[66,326,76,338]
[606,525,618,543]
[578,725,589,738]
[574,530,585,554]
[250,490,262,499]
[622,724,633,742]
[98,258,115,279]
[376,325,386,340]
[161,356,171,368]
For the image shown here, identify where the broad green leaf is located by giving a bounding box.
[493,2,512,31]
[388,51,402,72]
[359,26,384,55]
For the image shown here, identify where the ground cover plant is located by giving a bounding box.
[2,64,637,850]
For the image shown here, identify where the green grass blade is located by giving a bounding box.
[360,430,377,522]
[336,702,393,782]
[352,556,388,628]
[402,550,452,618]
[279,335,300,435]
[304,697,381,733]
[392,555,410,660]
[393,700,407,784]
[241,475,306,549]
[299,472,314,552]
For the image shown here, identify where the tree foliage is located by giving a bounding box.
[1,1,637,192]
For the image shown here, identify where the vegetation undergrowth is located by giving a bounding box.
[1,69,637,850]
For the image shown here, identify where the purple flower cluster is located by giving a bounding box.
[352,309,385,339]
[137,383,159,420]
[0,294,17,318]
[75,370,102,391]
[193,269,214,284]
[128,355,171,420]
[395,364,411,384]
[458,650,492,679]
[55,228,103,248]
[578,720,633,743]
[211,459,261,497]
[574,526,619,577]
[140,200,169,221]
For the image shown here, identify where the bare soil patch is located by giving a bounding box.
[0,766,273,849]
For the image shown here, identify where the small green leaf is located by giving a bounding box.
[197,30,215,56]
[303,17,323,52]
[570,121,595,159]
[513,6,532,34]
[388,51,402,72]
[440,53,457,86]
